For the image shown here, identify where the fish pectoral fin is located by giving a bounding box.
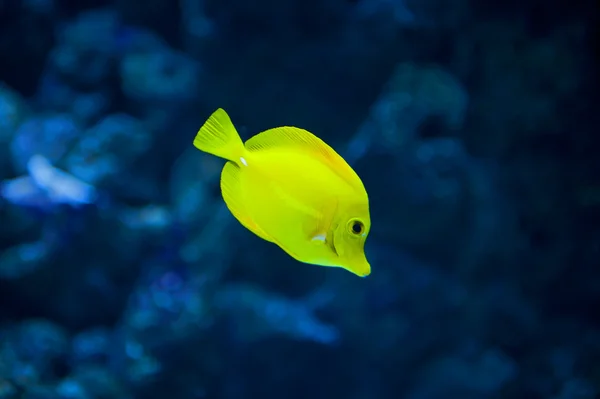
[307,202,338,254]
[309,227,339,256]
[221,162,273,243]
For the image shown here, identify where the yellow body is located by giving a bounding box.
[193,108,371,277]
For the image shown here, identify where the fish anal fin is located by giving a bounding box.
[220,162,273,242]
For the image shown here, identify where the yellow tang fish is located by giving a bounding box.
[193,108,371,277]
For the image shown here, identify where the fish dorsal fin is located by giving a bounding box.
[220,162,273,243]
[245,126,363,192]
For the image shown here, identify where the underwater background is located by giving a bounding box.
[0,0,599,398]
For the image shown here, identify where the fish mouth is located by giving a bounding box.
[350,259,371,277]
[357,264,371,277]
[335,257,370,277]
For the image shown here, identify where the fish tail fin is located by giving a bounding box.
[193,108,245,165]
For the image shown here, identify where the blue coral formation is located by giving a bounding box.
[0,0,598,398]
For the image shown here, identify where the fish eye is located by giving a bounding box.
[348,219,365,236]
